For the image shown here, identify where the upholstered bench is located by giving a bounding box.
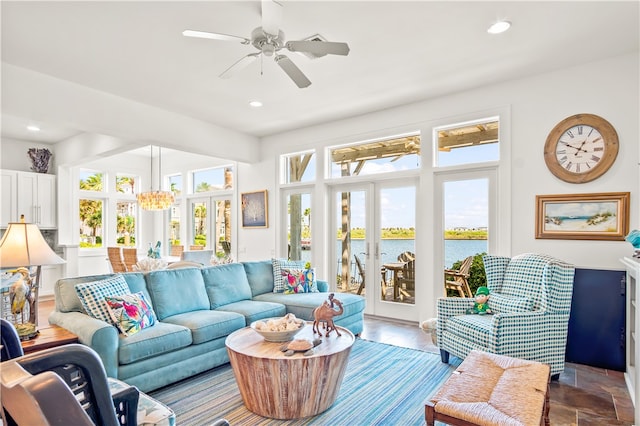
[425,350,550,426]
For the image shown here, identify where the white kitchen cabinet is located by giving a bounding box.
[0,170,18,227]
[17,172,57,228]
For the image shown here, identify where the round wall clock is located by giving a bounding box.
[544,113,619,183]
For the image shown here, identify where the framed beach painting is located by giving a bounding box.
[241,190,268,228]
[535,192,630,240]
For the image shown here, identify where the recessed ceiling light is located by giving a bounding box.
[487,20,511,35]
[249,100,263,108]
[26,125,41,132]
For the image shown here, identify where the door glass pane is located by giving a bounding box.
[192,201,207,248]
[380,186,415,305]
[169,203,181,246]
[116,201,136,247]
[443,179,489,295]
[79,198,103,248]
[212,199,232,257]
[335,190,366,295]
[286,192,312,262]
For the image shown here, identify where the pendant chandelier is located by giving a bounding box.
[137,145,174,211]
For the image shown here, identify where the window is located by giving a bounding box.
[434,118,499,167]
[116,201,136,246]
[169,174,182,197]
[79,198,103,248]
[329,134,420,178]
[115,174,136,194]
[192,166,233,193]
[79,170,103,192]
[282,151,315,184]
[286,191,312,262]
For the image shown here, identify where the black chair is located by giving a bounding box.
[1,319,24,361]
[1,319,138,426]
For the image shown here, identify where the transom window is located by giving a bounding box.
[434,118,499,167]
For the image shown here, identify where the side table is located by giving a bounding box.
[21,325,78,354]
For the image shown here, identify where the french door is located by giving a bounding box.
[330,179,418,321]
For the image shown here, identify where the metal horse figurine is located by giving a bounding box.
[312,293,344,337]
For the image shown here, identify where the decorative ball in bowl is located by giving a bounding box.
[250,314,305,342]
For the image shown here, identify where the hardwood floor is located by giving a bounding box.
[361,315,634,426]
[38,301,633,425]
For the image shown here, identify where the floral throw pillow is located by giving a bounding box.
[105,292,156,336]
[283,268,318,294]
[272,258,306,293]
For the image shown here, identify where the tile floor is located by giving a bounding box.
[361,315,634,425]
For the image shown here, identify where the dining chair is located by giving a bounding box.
[122,248,139,272]
[107,247,127,273]
[189,245,204,251]
[444,256,473,297]
[170,245,184,257]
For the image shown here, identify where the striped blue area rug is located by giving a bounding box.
[149,339,461,426]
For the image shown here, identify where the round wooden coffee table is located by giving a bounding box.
[225,323,355,420]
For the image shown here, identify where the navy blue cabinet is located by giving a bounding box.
[565,268,626,371]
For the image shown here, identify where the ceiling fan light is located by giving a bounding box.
[487,20,511,34]
[262,43,275,56]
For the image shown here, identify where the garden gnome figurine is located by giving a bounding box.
[466,286,492,315]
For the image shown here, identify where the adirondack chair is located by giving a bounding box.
[444,255,473,297]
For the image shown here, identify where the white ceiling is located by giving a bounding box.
[2,1,638,144]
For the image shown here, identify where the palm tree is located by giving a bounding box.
[80,173,103,191]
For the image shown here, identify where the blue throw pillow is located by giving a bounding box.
[75,275,130,326]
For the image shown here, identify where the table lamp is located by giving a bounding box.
[0,216,65,339]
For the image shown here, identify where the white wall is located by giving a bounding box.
[0,137,56,174]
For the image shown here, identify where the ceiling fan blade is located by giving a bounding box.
[219,53,260,79]
[275,55,311,88]
[286,40,350,56]
[182,29,249,44]
[261,0,283,37]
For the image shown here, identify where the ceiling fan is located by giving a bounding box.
[182,0,350,88]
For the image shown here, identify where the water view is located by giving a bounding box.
[298,239,487,272]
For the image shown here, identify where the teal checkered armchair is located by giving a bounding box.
[437,253,575,378]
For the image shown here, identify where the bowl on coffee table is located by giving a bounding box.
[250,316,305,342]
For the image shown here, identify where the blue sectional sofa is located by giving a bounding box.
[49,260,365,392]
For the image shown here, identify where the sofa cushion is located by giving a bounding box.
[118,321,192,365]
[489,293,533,313]
[161,309,245,344]
[272,258,306,293]
[215,300,287,325]
[253,292,365,321]
[105,292,157,336]
[201,263,252,309]
[243,260,275,296]
[75,275,130,326]
[122,272,154,306]
[145,269,209,320]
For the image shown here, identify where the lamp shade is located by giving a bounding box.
[0,222,65,268]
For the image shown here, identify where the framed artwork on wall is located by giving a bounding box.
[241,190,268,228]
[535,192,630,241]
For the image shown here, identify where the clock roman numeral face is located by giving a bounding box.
[556,125,604,174]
